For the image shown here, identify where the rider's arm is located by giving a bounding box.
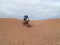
[28,18,30,21]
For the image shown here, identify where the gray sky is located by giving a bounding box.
[0,0,60,20]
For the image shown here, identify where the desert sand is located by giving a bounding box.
[0,18,60,45]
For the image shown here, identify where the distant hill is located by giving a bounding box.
[0,18,60,45]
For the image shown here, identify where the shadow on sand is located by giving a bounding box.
[23,22,33,28]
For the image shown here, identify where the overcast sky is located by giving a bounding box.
[0,0,60,20]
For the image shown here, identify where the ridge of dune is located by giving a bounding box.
[0,18,60,45]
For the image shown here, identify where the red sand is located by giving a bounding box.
[0,18,60,45]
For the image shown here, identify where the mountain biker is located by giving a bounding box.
[23,15,30,25]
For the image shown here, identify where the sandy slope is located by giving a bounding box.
[0,18,60,45]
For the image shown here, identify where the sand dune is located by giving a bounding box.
[0,18,60,45]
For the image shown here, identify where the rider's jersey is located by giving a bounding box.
[24,17,29,21]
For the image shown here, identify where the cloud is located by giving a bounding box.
[0,0,60,20]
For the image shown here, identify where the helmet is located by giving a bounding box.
[24,15,28,18]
